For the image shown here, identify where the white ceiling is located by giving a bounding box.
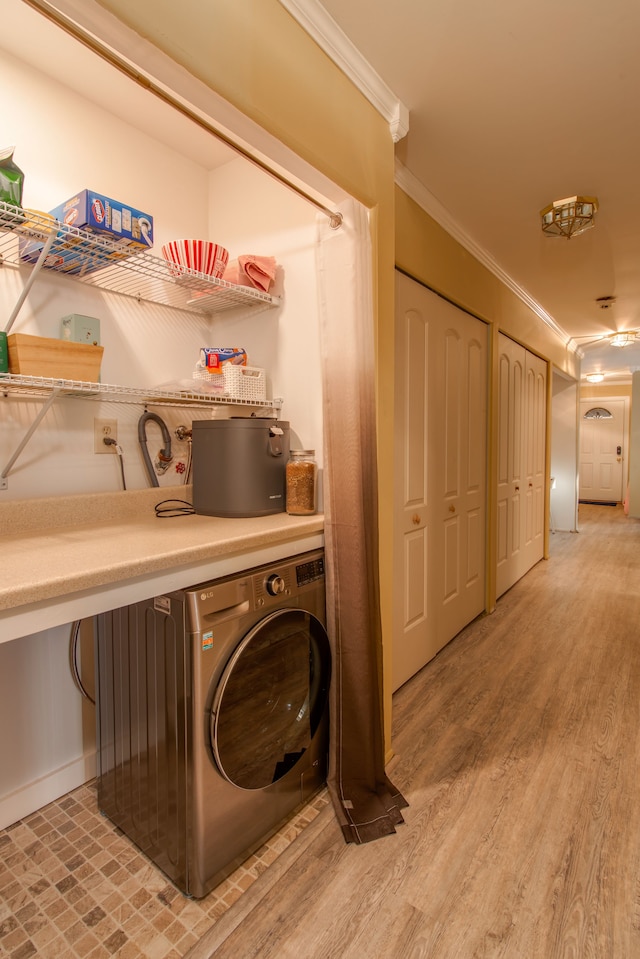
[314,0,640,382]
[1,2,235,175]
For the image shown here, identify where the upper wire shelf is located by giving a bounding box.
[0,373,283,412]
[0,201,281,316]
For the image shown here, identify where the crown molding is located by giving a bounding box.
[394,159,576,351]
[278,0,409,142]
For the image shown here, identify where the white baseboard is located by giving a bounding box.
[0,752,96,830]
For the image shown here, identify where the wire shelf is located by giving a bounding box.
[0,201,281,317]
[0,373,283,412]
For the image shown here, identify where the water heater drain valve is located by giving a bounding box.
[154,449,173,475]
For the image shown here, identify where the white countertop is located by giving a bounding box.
[0,486,324,643]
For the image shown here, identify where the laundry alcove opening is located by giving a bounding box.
[0,0,406,853]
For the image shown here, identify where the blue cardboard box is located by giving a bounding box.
[50,190,153,249]
[19,189,153,275]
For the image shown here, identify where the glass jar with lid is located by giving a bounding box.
[286,450,317,515]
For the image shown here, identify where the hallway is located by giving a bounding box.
[189,504,640,958]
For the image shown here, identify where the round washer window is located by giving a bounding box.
[210,609,330,790]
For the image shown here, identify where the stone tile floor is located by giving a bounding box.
[0,782,329,958]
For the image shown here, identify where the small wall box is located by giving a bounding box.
[7,334,104,381]
[61,314,101,345]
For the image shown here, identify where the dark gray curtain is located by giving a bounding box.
[317,200,408,843]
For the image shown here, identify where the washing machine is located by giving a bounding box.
[95,548,330,899]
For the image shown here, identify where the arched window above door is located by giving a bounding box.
[583,407,613,419]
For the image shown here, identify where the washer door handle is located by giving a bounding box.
[203,600,250,625]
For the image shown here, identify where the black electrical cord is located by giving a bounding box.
[155,498,195,518]
[69,620,96,705]
[115,448,126,489]
[185,438,193,485]
[103,436,127,490]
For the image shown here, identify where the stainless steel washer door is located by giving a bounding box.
[210,609,330,790]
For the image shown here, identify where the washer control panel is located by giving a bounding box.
[251,551,325,608]
[185,549,325,620]
[296,556,325,587]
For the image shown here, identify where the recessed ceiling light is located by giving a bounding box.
[586,373,605,383]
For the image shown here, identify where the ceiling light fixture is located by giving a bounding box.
[586,373,605,383]
[540,195,599,238]
[609,331,639,348]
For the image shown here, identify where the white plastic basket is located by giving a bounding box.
[192,369,225,392]
[223,364,266,402]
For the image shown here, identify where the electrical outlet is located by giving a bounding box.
[94,418,118,453]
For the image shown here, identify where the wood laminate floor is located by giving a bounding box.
[188,504,640,959]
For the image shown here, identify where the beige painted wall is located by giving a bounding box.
[395,188,580,377]
[580,383,632,399]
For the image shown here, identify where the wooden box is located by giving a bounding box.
[7,334,104,381]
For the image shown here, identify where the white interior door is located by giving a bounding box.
[496,335,525,597]
[579,399,626,503]
[393,272,488,691]
[496,334,547,597]
[433,315,488,646]
[393,285,431,688]
[521,351,547,576]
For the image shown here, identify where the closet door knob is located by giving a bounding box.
[515,486,520,492]
[449,504,456,513]
[412,513,421,526]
